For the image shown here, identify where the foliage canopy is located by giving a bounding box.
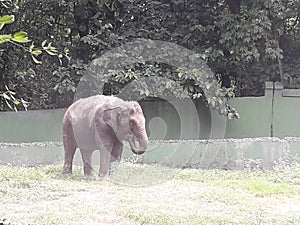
[0,0,299,117]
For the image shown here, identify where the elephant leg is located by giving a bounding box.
[62,122,77,174]
[111,141,124,163]
[99,144,113,178]
[80,149,94,176]
[108,141,124,175]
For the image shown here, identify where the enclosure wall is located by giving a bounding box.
[0,82,300,142]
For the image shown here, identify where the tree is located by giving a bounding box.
[0,0,70,110]
[1,0,299,117]
[0,14,31,110]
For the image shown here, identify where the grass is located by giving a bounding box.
[0,163,300,225]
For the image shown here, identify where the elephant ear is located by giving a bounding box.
[102,107,121,129]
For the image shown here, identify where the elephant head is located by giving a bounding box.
[103,101,148,155]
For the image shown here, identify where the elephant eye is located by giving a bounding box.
[129,120,135,127]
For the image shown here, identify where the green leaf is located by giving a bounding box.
[45,49,57,56]
[31,55,42,64]
[12,31,30,43]
[188,85,194,92]
[205,82,212,90]
[207,98,211,104]
[70,86,76,93]
[41,40,47,47]
[207,97,216,107]
[192,93,202,99]
[2,92,10,100]
[43,42,58,55]
[0,15,15,24]
[144,89,150,96]
[177,69,184,78]
[166,81,172,89]
[8,90,16,95]
[0,34,12,44]
[210,98,216,107]
[21,98,29,110]
[13,100,20,105]
[0,15,14,30]
[31,50,42,55]
[29,43,35,51]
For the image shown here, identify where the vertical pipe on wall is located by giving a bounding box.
[265,82,275,137]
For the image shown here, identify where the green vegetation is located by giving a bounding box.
[0,10,69,110]
[0,0,299,113]
[1,164,300,225]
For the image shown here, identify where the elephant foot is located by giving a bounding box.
[97,170,110,180]
[62,170,73,177]
[84,173,106,181]
[84,171,98,178]
[96,175,105,181]
[62,171,72,175]
[62,163,72,174]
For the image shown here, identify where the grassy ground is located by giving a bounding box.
[1,163,300,225]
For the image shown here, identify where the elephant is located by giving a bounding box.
[62,95,148,178]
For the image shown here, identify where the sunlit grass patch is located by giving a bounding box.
[109,162,178,186]
[178,166,300,197]
[1,163,300,225]
[119,210,216,225]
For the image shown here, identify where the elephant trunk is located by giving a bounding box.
[128,130,148,155]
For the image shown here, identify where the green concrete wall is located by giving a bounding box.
[0,82,300,142]
[0,109,66,142]
[273,83,300,137]
[225,96,272,138]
